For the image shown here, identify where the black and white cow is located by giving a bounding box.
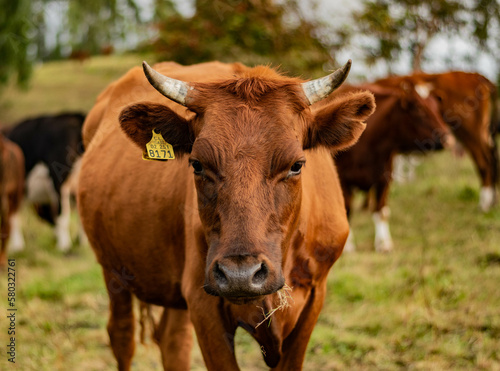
[6,112,86,251]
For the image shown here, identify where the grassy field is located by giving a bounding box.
[0,54,146,125]
[1,55,500,370]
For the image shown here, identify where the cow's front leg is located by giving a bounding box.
[8,211,25,252]
[189,296,240,370]
[156,308,193,371]
[103,269,135,371]
[0,204,10,267]
[273,285,326,370]
[55,182,72,251]
[373,179,393,252]
[372,206,393,252]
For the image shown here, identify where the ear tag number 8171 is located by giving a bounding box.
[143,129,175,161]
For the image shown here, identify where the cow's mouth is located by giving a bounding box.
[204,282,286,305]
[204,285,267,304]
[224,295,265,305]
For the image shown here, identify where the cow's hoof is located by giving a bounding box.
[375,239,393,253]
[479,186,496,212]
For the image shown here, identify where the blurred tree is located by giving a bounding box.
[339,0,500,73]
[64,0,141,56]
[31,0,48,61]
[0,0,33,89]
[147,0,332,76]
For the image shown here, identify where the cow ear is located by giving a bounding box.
[120,103,193,154]
[304,91,375,151]
[430,88,445,104]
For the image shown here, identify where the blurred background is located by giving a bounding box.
[1,1,500,370]
[2,0,499,122]
[2,0,500,92]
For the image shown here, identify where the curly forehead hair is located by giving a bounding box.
[190,66,309,112]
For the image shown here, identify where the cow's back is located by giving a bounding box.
[8,113,84,174]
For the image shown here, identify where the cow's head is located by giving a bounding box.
[120,61,375,303]
[400,79,454,151]
[372,78,453,152]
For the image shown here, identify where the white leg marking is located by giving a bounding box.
[8,212,25,252]
[26,163,58,205]
[373,207,393,252]
[343,229,356,253]
[55,184,72,252]
[479,186,495,212]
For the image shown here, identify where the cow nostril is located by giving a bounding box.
[252,263,268,286]
[213,263,228,286]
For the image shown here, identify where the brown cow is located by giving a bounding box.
[376,72,499,212]
[321,81,452,252]
[78,60,375,370]
[0,135,25,267]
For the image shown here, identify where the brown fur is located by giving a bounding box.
[325,81,451,244]
[78,60,375,370]
[0,135,24,267]
[377,72,499,197]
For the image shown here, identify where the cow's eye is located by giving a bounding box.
[288,161,303,177]
[191,160,203,174]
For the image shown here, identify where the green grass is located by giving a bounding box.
[1,56,499,370]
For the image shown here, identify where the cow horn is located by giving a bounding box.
[302,60,352,105]
[142,61,193,106]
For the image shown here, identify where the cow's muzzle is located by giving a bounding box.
[204,255,284,302]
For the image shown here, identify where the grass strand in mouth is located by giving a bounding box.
[255,284,293,328]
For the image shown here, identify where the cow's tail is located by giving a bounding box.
[138,300,160,345]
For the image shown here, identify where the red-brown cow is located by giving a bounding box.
[376,72,499,212]
[0,135,25,267]
[321,81,452,252]
[78,60,375,370]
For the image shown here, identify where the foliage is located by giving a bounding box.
[338,0,500,73]
[63,0,141,56]
[0,0,142,93]
[0,0,33,89]
[147,0,332,76]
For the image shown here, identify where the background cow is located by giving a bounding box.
[0,135,25,267]
[323,81,452,252]
[78,60,375,370]
[6,112,85,251]
[376,72,499,212]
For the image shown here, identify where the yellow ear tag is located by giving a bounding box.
[142,129,175,161]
